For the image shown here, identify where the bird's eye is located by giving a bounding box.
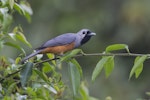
[87,31,91,34]
[82,32,86,34]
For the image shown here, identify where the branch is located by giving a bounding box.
[35,57,60,65]
[1,52,148,83]
[0,69,21,82]
[75,53,150,57]
[34,52,150,64]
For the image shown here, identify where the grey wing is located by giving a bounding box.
[37,33,76,49]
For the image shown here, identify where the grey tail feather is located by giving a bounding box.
[21,50,42,63]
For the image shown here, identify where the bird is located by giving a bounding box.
[22,29,96,62]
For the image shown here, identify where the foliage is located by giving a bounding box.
[0,0,98,99]
[92,44,148,81]
[0,0,149,100]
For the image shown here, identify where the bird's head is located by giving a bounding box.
[77,29,96,45]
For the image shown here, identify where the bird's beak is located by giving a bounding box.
[88,32,96,36]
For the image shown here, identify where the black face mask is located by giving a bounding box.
[81,34,92,45]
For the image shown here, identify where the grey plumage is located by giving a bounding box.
[21,29,96,63]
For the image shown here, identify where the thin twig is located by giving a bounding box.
[75,53,150,57]
[35,57,60,65]
[0,69,21,82]
[34,53,150,64]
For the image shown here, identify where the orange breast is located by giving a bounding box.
[40,42,75,54]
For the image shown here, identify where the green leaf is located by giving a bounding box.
[106,44,129,53]
[7,82,18,95]
[70,59,83,77]
[20,62,33,87]
[43,85,57,94]
[42,62,54,73]
[34,69,49,83]
[24,11,31,22]
[104,56,114,78]
[0,7,9,17]
[0,11,12,31]
[13,2,33,22]
[78,82,99,100]
[15,57,21,64]
[92,56,110,81]
[1,0,8,6]
[47,53,56,65]
[26,87,37,97]
[8,31,32,48]
[79,82,89,100]
[61,49,81,62]
[69,62,80,96]
[135,65,143,78]
[16,32,32,48]
[129,55,147,79]
[14,3,25,15]
[20,3,33,15]
[19,3,33,22]
[9,0,14,9]
[134,57,144,78]
[4,42,25,54]
[8,33,16,41]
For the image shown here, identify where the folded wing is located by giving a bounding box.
[36,33,76,50]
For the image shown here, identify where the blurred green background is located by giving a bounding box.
[2,0,150,100]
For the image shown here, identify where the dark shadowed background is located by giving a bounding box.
[2,0,150,100]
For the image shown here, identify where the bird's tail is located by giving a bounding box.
[21,50,42,63]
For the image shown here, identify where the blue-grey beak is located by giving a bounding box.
[89,32,96,36]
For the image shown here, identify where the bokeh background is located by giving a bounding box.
[2,0,150,100]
